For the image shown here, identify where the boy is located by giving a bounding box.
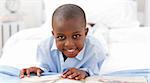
[20,4,106,80]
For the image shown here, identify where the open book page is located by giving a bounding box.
[21,75,147,83]
[21,74,84,83]
[85,76,147,83]
[21,74,61,83]
[52,79,83,83]
[21,75,83,83]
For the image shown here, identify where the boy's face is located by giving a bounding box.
[52,18,88,58]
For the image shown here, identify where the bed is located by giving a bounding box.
[99,27,150,82]
[0,26,149,83]
[0,0,150,83]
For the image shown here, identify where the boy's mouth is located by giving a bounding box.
[67,49,75,52]
[63,48,78,57]
[66,49,77,55]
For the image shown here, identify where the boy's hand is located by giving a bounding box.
[20,67,42,78]
[61,68,89,80]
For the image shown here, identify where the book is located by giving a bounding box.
[21,75,147,83]
[0,65,147,83]
[85,76,147,83]
[21,74,61,83]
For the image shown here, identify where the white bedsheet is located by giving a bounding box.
[0,27,51,69]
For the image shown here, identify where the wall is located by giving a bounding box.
[137,0,150,27]
[0,0,45,57]
[145,0,150,26]
[0,0,44,28]
[137,0,145,26]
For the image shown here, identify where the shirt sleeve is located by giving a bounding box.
[80,36,106,76]
[79,58,105,76]
[36,37,55,73]
[36,44,50,72]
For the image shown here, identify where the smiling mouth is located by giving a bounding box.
[63,48,78,58]
[67,49,75,52]
[64,48,77,55]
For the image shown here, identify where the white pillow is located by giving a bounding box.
[0,40,39,69]
[0,27,51,69]
[92,23,109,55]
[95,0,139,28]
[99,28,150,75]
[100,42,150,75]
[109,27,150,43]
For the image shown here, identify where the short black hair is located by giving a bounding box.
[52,4,86,27]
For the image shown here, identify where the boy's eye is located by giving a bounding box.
[56,36,65,40]
[72,34,81,39]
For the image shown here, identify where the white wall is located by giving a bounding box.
[145,0,150,27]
[137,0,145,26]
[137,0,150,27]
[0,0,45,57]
[0,0,45,28]
[20,0,45,28]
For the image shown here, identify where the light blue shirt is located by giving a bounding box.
[36,36,106,76]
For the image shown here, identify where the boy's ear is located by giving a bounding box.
[52,31,54,35]
[85,28,89,36]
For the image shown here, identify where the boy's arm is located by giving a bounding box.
[61,56,105,80]
[79,43,106,76]
[85,37,107,76]
[36,38,60,74]
[35,38,54,73]
[79,58,105,76]
[36,45,51,72]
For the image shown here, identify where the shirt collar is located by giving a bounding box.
[75,41,86,61]
[51,39,58,51]
[51,38,86,61]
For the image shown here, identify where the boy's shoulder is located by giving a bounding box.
[86,35,107,56]
[38,36,54,48]
[85,35,104,52]
[86,35,102,46]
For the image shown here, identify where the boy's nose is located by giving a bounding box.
[64,39,75,48]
